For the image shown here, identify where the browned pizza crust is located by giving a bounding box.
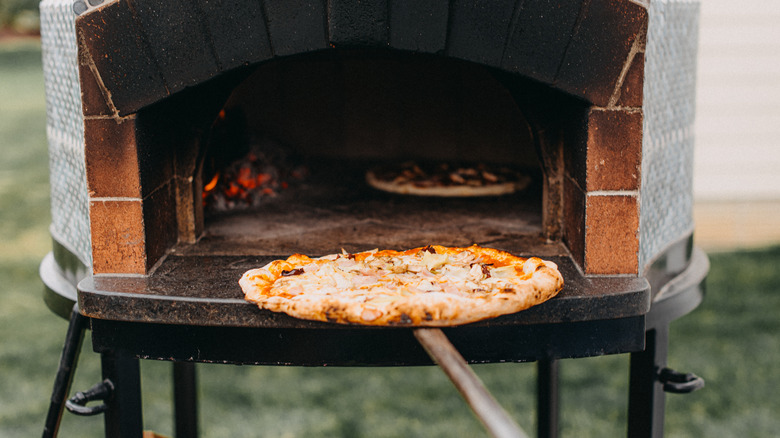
[239,245,563,327]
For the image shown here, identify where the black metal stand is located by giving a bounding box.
[537,359,559,438]
[173,362,199,438]
[83,323,688,438]
[628,327,668,438]
[626,247,708,438]
[42,247,707,437]
[41,302,200,438]
[100,350,143,437]
[47,315,697,438]
[42,305,89,438]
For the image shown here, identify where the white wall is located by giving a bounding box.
[693,0,780,201]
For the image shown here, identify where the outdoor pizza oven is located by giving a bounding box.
[38,0,707,435]
[40,0,699,285]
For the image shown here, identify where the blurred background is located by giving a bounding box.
[1,0,778,436]
[693,0,780,250]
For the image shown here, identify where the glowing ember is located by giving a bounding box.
[204,173,220,192]
[202,143,306,212]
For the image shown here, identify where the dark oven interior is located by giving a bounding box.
[143,50,587,260]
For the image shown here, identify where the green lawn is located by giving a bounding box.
[1,39,778,437]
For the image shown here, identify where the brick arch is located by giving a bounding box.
[78,0,649,276]
[76,0,647,116]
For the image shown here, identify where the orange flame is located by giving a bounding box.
[203,172,220,193]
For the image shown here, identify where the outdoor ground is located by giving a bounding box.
[1,39,779,437]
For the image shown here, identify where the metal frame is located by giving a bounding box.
[43,305,88,437]
[628,248,708,438]
[41,305,199,438]
[60,314,691,437]
[43,248,706,438]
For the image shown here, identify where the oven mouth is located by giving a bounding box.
[173,50,555,257]
[186,157,545,257]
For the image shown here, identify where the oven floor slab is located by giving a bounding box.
[192,160,544,255]
[78,253,650,329]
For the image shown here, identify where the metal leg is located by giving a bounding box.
[537,359,559,438]
[101,350,143,438]
[43,305,89,438]
[173,362,198,438]
[627,326,669,438]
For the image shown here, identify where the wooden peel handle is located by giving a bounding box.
[413,328,529,438]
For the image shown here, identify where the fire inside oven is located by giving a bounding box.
[187,51,581,256]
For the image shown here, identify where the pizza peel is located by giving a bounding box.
[414,328,530,438]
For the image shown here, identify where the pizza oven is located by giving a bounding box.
[39,0,706,436]
[42,0,688,281]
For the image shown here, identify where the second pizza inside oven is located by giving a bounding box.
[197,50,544,256]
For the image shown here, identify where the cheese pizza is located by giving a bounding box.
[239,245,563,326]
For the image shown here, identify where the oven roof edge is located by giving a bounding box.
[74,0,648,116]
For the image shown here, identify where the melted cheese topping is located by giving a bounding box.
[268,247,534,302]
[240,245,564,325]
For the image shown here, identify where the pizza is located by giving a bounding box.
[239,245,563,326]
[365,161,531,197]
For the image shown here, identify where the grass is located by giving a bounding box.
[1,39,779,437]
